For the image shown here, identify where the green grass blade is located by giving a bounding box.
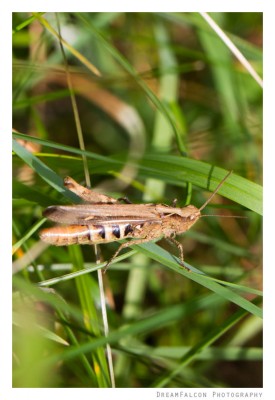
[13,139,80,202]
[141,154,262,215]
[12,12,45,34]
[13,133,262,215]
[12,218,46,254]
[32,13,101,77]
[134,242,262,319]
[39,241,262,319]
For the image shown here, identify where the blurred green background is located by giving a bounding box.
[12,12,262,388]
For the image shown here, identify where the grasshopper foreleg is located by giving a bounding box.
[165,236,190,271]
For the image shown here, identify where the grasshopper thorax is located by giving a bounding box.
[179,204,201,229]
[179,204,201,219]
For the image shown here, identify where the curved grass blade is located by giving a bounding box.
[141,154,262,215]
[32,13,101,77]
[12,12,45,34]
[12,218,46,255]
[13,138,80,203]
[38,241,262,319]
[134,242,262,319]
[13,132,262,215]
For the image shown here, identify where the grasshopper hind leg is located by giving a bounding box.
[103,238,153,273]
[103,237,191,273]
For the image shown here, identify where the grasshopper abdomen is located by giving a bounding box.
[40,223,135,246]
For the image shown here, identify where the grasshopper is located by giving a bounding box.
[40,171,234,271]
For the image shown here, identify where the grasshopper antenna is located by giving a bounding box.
[199,170,233,212]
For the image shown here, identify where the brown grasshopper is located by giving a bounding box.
[40,171,235,271]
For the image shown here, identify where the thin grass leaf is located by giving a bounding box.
[12,218,46,254]
[12,12,45,34]
[12,131,117,165]
[32,13,101,77]
[200,12,262,87]
[38,240,262,319]
[37,250,137,287]
[13,132,262,214]
[141,154,262,215]
[133,242,262,319]
[12,138,81,203]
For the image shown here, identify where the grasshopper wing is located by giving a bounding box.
[43,204,161,225]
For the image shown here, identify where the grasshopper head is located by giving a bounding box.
[176,205,201,233]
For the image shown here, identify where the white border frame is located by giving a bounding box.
[3,1,268,398]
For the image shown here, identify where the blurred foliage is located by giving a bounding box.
[12,12,262,388]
